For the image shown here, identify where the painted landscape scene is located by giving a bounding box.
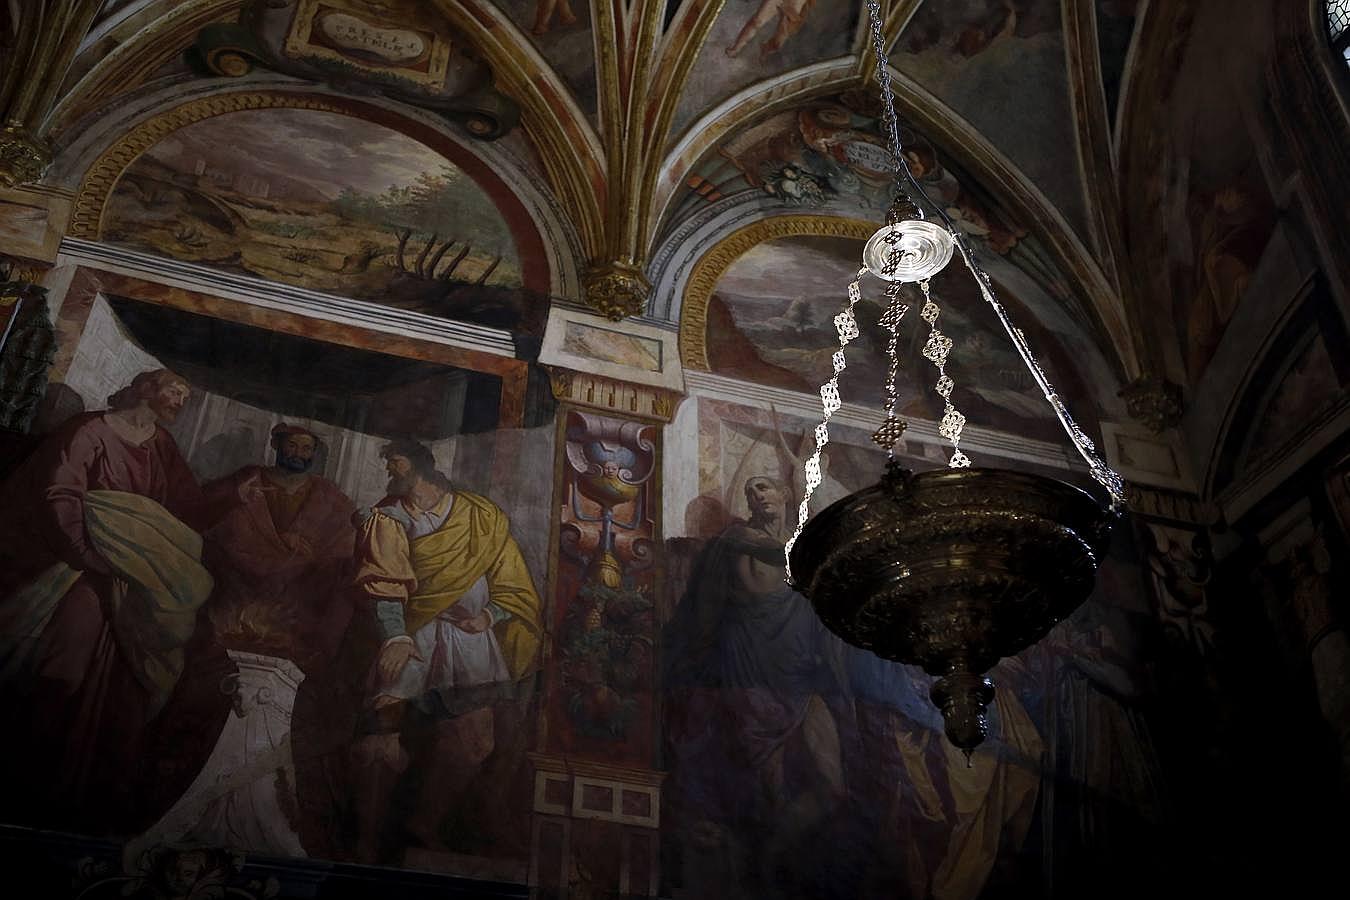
[102,108,537,330]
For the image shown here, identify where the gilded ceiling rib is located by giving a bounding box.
[630,0,727,255]
[44,0,242,141]
[852,0,925,79]
[0,0,103,187]
[1116,0,1197,388]
[1062,0,1148,374]
[431,0,607,263]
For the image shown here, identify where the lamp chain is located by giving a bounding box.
[859,0,1127,509]
[918,279,971,468]
[785,269,867,584]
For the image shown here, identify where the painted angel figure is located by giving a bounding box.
[725,0,819,58]
[531,0,578,35]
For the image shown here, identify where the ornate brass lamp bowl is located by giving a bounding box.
[788,462,1118,753]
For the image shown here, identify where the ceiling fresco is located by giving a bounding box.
[893,0,1088,236]
[42,0,1148,386]
[668,0,860,140]
[1096,0,1141,126]
[491,0,599,122]
[665,91,1029,257]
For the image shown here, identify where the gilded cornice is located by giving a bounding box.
[678,214,874,371]
[68,91,354,239]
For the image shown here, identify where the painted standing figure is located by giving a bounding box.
[346,439,543,863]
[664,475,849,893]
[531,0,578,35]
[725,0,819,58]
[204,423,357,669]
[0,369,260,832]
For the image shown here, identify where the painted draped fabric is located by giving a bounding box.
[203,467,356,668]
[0,414,241,830]
[0,490,214,717]
[354,490,542,684]
[663,521,848,818]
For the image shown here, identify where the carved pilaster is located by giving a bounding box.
[1119,373,1185,433]
[0,263,56,433]
[582,261,651,321]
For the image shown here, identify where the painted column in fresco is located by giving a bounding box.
[530,375,675,899]
[127,652,308,859]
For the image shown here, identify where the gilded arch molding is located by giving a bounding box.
[64,88,579,296]
[654,65,1134,381]
[678,214,875,371]
[69,91,352,240]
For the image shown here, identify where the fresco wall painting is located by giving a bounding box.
[531,406,666,898]
[0,269,557,888]
[99,103,552,337]
[653,396,1169,899]
[699,231,1097,444]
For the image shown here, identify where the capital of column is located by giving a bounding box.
[582,260,651,321]
[0,123,52,189]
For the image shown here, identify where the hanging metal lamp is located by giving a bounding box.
[783,1,1127,755]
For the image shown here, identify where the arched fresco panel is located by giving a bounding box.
[98,105,552,336]
[693,230,1099,443]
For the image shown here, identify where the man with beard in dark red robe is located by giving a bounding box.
[0,369,260,833]
[203,423,357,671]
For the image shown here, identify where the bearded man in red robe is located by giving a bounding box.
[203,424,357,671]
[0,369,260,833]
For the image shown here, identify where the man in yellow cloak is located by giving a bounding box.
[347,439,542,863]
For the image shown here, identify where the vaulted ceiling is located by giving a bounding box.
[24,2,1142,366]
[6,0,1343,495]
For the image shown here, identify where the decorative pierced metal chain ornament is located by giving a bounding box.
[785,0,1129,756]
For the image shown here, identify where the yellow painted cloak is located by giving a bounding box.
[355,491,542,681]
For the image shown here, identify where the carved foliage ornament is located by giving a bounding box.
[0,123,52,188]
[1119,373,1184,433]
[582,261,652,321]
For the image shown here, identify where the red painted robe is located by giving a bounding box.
[201,467,357,671]
[0,413,243,832]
